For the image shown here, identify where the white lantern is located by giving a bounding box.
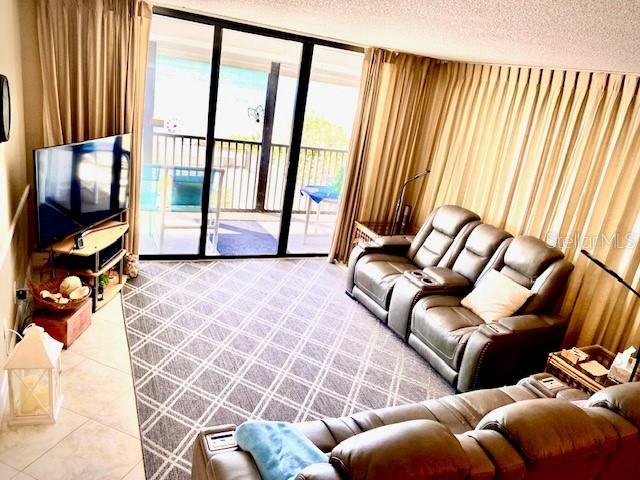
[2,325,63,426]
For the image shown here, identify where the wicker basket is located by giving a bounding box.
[31,278,92,312]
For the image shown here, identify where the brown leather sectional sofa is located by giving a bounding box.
[192,376,640,479]
[346,205,574,392]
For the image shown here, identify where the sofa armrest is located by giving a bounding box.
[495,314,566,333]
[457,314,568,392]
[346,237,412,294]
[517,372,588,399]
[191,448,261,480]
[420,267,470,289]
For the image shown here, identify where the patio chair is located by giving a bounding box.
[165,166,224,252]
[171,166,206,212]
[300,166,344,241]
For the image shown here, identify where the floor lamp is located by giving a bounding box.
[580,249,640,382]
[392,170,430,235]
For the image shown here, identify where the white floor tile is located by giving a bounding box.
[0,409,88,470]
[62,357,140,438]
[0,462,17,480]
[24,420,141,480]
[61,349,88,371]
[68,313,132,374]
[0,294,143,479]
[122,461,145,480]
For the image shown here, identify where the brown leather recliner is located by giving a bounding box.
[409,235,574,392]
[191,379,640,480]
[386,223,513,340]
[346,205,481,322]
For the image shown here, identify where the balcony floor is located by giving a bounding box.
[139,210,337,256]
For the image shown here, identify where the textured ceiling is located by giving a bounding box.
[155,0,640,74]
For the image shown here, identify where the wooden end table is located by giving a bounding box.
[545,345,623,394]
[352,221,418,246]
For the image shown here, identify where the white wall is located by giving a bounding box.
[0,0,42,417]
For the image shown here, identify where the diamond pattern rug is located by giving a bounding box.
[123,258,454,480]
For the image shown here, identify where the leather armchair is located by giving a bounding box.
[409,236,574,392]
[346,205,480,322]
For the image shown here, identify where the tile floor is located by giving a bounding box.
[0,295,145,480]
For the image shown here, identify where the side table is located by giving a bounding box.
[545,345,620,394]
[352,221,418,245]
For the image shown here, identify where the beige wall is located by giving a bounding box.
[0,0,42,410]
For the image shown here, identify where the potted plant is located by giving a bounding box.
[97,273,109,301]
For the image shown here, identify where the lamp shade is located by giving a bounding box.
[3,325,62,370]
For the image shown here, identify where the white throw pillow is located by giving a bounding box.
[461,269,533,323]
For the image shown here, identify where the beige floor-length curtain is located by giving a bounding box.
[408,62,640,352]
[36,0,152,253]
[329,49,433,262]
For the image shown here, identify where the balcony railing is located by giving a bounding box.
[148,132,347,214]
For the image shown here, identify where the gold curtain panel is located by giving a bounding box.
[330,50,433,262]
[334,51,640,352]
[35,0,152,253]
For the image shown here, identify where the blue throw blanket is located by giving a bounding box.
[236,421,327,480]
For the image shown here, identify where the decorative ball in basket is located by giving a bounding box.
[31,276,92,312]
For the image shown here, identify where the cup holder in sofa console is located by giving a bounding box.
[405,270,440,288]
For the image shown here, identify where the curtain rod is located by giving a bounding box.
[377,49,640,77]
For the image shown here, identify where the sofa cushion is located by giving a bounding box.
[409,206,480,269]
[330,419,470,480]
[461,270,533,323]
[412,304,484,370]
[588,382,640,428]
[430,205,479,237]
[477,399,615,475]
[354,253,416,308]
[451,224,512,283]
[500,236,564,288]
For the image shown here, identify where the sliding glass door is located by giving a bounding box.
[287,46,363,254]
[207,30,302,256]
[140,9,363,258]
[140,15,214,255]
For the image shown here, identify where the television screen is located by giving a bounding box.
[34,134,131,248]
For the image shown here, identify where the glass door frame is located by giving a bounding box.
[140,6,363,260]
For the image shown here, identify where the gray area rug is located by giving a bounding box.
[123,258,454,480]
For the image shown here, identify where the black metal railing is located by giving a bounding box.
[147,132,348,213]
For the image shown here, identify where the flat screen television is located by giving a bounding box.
[34,134,131,249]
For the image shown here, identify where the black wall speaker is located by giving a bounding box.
[0,75,10,143]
